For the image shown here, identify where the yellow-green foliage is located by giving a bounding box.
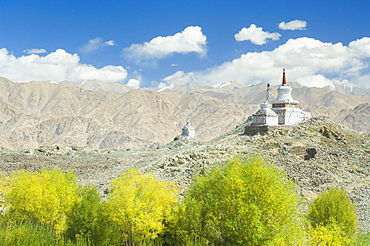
[0,221,56,246]
[355,232,370,246]
[173,156,305,245]
[106,169,179,244]
[307,187,357,245]
[0,168,79,233]
[0,221,92,246]
[309,221,352,246]
[65,184,120,245]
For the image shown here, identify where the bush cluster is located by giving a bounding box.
[0,156,360,245]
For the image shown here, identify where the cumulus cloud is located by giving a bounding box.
[161,37,370,88]
[278,20,307,30]
[126,79,141,88]
[123,26,207,62]
[23,48,47,54]
[0,48,127,82]
[162,70,195,84]
[234,24,281,45]
[80,37,116,54]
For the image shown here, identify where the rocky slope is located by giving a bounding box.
[0,116,370,231]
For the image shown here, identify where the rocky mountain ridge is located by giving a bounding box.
[0,77,251,150]
[1,77,370,150]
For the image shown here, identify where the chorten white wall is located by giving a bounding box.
[272,107,311,125]
[181,122,196,139]
[252,103,278,126]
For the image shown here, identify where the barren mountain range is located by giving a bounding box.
[0,77,370,150]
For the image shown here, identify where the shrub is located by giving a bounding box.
[307,187,357,245]
[0,168,79,234]
[308,221,352,246]
[171,156,305,245]
[64,184,120,245]
[105,169,179,245]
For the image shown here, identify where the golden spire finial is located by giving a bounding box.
[282,68,287,85]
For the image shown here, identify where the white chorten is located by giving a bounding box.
[252,84,278,126]
[181,122,196,139]
[252,69,310,126]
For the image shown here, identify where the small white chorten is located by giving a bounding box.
[181,122,196,139]
[252,69,310,126]
[252,84,278,126]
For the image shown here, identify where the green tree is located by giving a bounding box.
[105,169,179,245]
[171,156,305,245]
[64,184,120,245]
[307,187,357,245]
[0,168,79,234]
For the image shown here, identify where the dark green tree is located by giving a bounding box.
[64,184,120,245]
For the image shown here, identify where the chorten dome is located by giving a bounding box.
[271,69,298,108]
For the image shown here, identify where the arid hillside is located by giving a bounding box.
[0,77,251,150]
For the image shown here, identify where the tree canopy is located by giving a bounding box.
[106,169,179,244]
[171,156,305,245]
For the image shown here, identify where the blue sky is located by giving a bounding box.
[1,0,370,88]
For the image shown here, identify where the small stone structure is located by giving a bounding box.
[252,84,278,126]
[252,69,310,126]
[181,122,196,139]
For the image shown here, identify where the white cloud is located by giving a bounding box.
[23,48,47,54]
[80,37,116,54]
[126,79,140,88]
[0,48,127,82]
[105,40,116,46]
[234,24,281,45]
[162,70,195,84]
[278,20,307,30]
[162,37,370,88]
[123,26,207,62]
[71,65,127,82]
